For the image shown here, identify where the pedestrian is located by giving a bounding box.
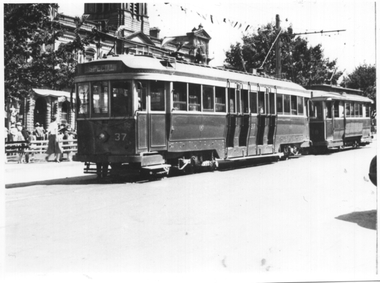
[17,122,30,142]
[9,123,18,141]
[13,122,26,163]
[33,122,46,140]
[45,116,62,162]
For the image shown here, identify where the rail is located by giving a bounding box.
[5,139,77,163]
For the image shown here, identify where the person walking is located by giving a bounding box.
[45,116,62,162]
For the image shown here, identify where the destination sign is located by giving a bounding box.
[84,63,118,73]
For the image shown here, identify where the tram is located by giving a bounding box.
[307,86,373,152]
[73,53,311,177]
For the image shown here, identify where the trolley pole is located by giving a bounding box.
[275,14,282,78]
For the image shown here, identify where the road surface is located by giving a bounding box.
[3,143,378,282]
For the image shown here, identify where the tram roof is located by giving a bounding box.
[310,90,373,103]
[94,54,309,95]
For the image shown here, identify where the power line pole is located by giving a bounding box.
[275,14,281,78]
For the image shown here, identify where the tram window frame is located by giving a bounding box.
[173,82,187,111]
[365,104,370,117]
[136,81,147,111]
[290,95,297,115]
[333,100,340,118]
[284,94,291,115]
[258,91,265,114]
[215,86,226,112]
[354,103,360,117]
[297,96,304,115]
[202,85,214,112]
[250,92,258,114]
[345,103,350,117]
[189,83,201,111]
[111,80,132,116]
[359,103,363,116]
[92,81,109,117]
[350,102,354,116]
[77,83,90,117]
[228,88,236,113]
[305,98,309,117]
[242,89,249,113]
[269,92,275,114]
[276,93,283,115]
[150,81,165,111]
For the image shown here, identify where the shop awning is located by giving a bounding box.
[33,88,71,98]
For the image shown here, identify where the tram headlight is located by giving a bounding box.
[98,131,110,142]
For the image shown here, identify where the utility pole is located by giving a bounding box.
[275,14,281,78]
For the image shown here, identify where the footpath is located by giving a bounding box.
[4,160,89,187]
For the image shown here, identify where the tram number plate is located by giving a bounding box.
[115,133,127,141]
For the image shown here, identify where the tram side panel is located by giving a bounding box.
[167,113,226,159]
[275,116,310,152]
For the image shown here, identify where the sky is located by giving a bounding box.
[58,0,377,76]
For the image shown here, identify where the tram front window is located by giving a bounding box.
[77,83,89,116]
[92,82,109,116]
[111,81,132,116]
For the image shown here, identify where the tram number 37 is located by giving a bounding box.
[115,133,127,141]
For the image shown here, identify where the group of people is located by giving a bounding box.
[5,117,77,163]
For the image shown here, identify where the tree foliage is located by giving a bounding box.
[4,4,98,102]
[224,23,342,86]
[340,64,376,101]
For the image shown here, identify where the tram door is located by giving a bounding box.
[136,81,167,152]
[325,101,334,141]
[227,87,248,157]
[256,90,276,154]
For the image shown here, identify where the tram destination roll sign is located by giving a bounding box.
[84,63,119,74]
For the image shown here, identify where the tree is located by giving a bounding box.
[4,4,63,101]
[4,4,98,103]
[340,64,376,101]
[224,22,342,86]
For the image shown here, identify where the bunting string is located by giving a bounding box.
[152,2,263,34]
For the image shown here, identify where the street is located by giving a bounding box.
[3,142,377,281]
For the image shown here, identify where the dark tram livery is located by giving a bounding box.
[72,54,373,177]
[307,85,373,152]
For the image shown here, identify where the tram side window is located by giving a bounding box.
[189,83,201,111]
[284,95,290,115]
[228,88,236,113]
[359,103,363,116]
[258,91,265,114]
[297,96,304,115]
[354,103,360,117]
[136,81,147,111]
[350,102,354,116]
[290,95,297,115]
[333,101,340,117]
[250,92,257,114]
[276,93,283,114]
[345,103,351,117]
[150,81,165,111]
[173,82,187,111]
[92,81,109,116]
[365,104,370,117]
[242,89,249,113]
[215,87,226,112]
[111,81,131,116]
[203,85,214,111]
[269,92,275,114]
[77,83,89,116]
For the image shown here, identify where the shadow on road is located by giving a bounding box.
[336,210,377,230]
[5,175,97,189]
